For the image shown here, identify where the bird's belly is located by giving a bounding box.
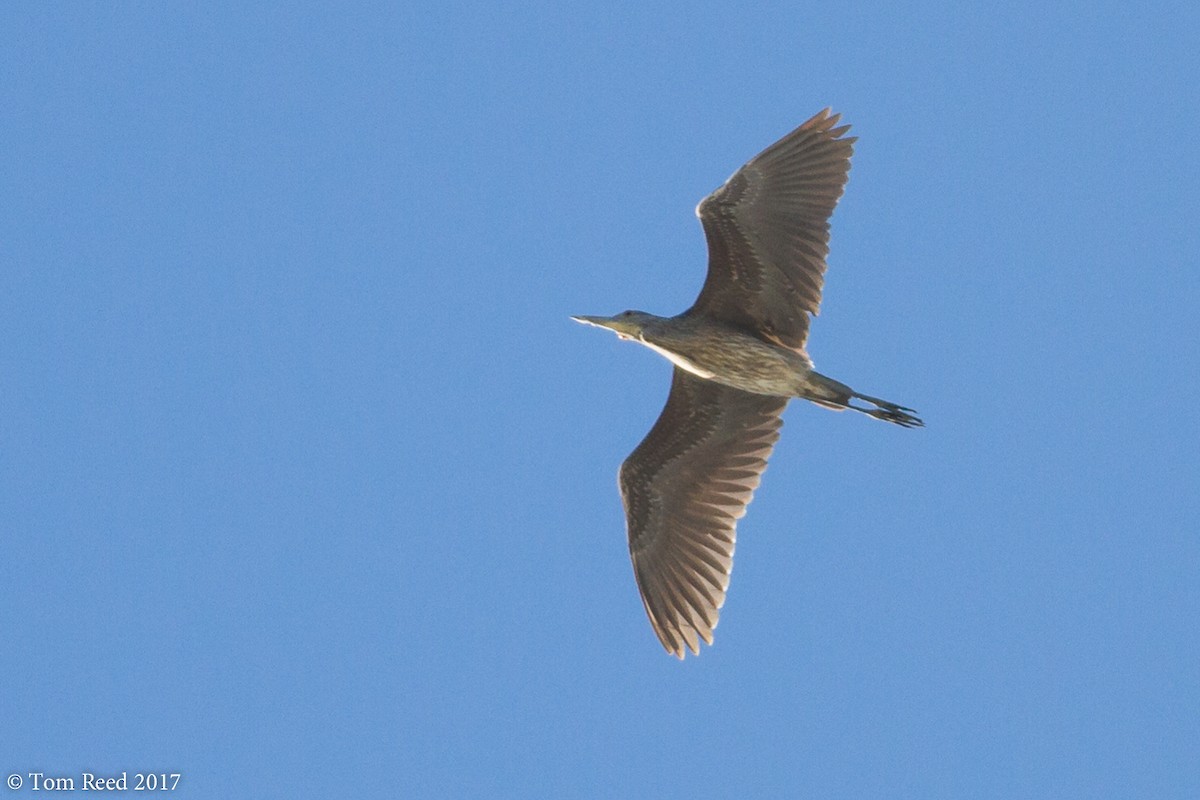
[642,333,809,396]
[640,340,718,380]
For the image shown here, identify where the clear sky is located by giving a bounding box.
[3,2,1198,798]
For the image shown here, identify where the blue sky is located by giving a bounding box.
[3,2,1198,797]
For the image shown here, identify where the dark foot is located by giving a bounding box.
[852,394,924,428]
[865,406,924,428]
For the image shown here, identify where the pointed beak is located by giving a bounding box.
[571,314,638,339]
[571,315,610,328]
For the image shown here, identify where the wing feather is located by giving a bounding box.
[619,369,787,658]
[690,108,855,350]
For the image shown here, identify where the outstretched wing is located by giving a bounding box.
[619,369,787,658]
[690,108,855,351]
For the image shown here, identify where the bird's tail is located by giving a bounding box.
[805,372,924,428]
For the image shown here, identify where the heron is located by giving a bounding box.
[573,108,922,659]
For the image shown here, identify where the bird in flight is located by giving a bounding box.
[573,108,922,658]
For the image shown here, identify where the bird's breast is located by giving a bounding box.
[639,328,810,397]
[638,338,717,380]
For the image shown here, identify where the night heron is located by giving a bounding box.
[574,108,922,659]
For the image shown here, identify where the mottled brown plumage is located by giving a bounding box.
[619,369,786,657]
[574,109,921,658]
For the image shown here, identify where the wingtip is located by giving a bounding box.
[665,618,715,659]
[800,107,854,139]
[802,107,833,129]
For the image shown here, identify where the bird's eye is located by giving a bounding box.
[621,311,633,317]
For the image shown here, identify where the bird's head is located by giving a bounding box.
[571,310,658,341]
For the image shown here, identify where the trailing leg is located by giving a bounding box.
[802,371,923,428]
[847,392,924,428]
